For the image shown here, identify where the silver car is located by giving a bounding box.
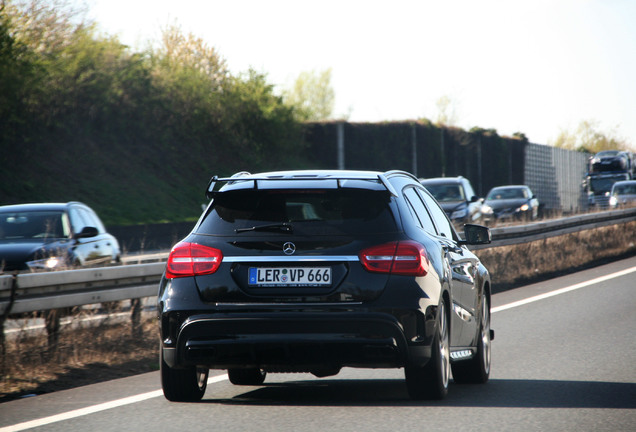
[609,180,636,208]
[0,202,121,272]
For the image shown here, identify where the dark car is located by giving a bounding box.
[159,170,493,401]
[589,150,634,174]
[419,176,483,223]
[481,185,540,222]
[0,202,121,272]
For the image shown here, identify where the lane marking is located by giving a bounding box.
[0,375,228,432]
[2,264,634,431]
[492,266,636,313]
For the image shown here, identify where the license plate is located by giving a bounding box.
[248,267,332,286]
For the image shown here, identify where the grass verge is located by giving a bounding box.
[0,315,158,403]
[479,221,636,292]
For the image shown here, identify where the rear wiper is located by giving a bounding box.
[235,222,293,233]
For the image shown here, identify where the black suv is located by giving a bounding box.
[159,170,493,401]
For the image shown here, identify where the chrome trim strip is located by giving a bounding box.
[214,302,364,307]
[223,256,360,263]
[450,349,475,360]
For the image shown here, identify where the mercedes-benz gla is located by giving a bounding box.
[159,170,493,401]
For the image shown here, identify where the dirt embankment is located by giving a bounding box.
[479,221,636,292]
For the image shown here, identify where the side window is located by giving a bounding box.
[403,187,436,234]
[417,188,454,239]
[403,197,420,228]
[463,180,476,200]
[60,213,71,237]
[69,208,87,234]
[81,207,106,233]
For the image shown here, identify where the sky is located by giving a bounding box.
[84,0,636,147]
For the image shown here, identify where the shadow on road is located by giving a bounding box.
[204,378,636,409]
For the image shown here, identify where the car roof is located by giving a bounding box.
[488,185,529,191]
[612,180,636,187]
[223,170,386,180]
[419,176,466,185]
[0,202,81,213]
[595,150,619,156]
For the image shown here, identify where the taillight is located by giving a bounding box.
[359,241,428,276]
[165,242,223,278]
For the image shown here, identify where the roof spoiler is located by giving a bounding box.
[204,170,415,199]
[206,172,252,199]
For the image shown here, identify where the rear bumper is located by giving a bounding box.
[162,311,431,371]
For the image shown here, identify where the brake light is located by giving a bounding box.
[359,241,428,276]
[165,242,223,278]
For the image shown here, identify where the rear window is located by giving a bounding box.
[197,189,398,235]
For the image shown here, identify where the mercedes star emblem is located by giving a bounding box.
[282,242,296,255]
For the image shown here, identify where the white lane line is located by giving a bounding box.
[0,375,228,432]
[492,266,636,313]
[2,265,635,431]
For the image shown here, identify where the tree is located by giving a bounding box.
[219,69,303,169]
[282,68,334,121]
[551,120,632,153]
[4,0,90,57]
[148,24,229,139]
[153,23,228,91]
[435,95,459,126]
[0,2,39,141]
[0,0,306,223]
[512,132,528,142]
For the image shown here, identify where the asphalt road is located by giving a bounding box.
[1,257,635,432]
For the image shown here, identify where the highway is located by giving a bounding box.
[1,257,635,432]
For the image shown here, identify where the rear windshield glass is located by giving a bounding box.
[197,189,398,235]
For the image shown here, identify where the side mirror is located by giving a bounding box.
[462,224,491,245]
[470,195,480,203]
[75,226,98,239]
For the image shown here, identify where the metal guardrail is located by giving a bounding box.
[0,263,164,316]
[1,207,635,316]
[474,206,636,249]
[120,252,169,264]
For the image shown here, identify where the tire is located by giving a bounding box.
[228,368,267,385]
[405,297,450,400]
[452,295,491,384]
[161,348,208,402]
